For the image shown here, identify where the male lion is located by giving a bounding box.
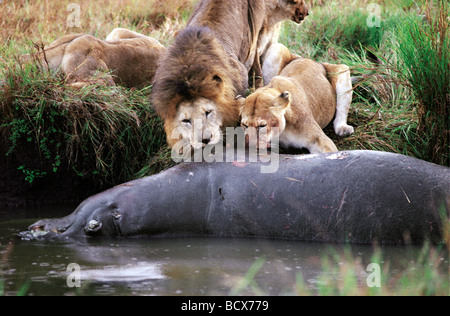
[21,31,166,89]
[239,54,354,154]
[152,27,245,150]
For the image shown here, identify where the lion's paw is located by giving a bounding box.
[335,124,355,137]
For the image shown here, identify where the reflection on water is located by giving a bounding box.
[0,206,448,296]
[79,263,165,283]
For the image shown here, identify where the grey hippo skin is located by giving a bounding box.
[21,151,449,244]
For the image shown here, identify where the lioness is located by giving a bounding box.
[254,0,310,86]
[262,43,355,137]
[21,31,166,89]
[239,56,354,154]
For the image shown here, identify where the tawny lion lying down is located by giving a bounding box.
[239,44,355,154]
[20,28,166,89]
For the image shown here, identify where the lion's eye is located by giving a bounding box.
[205,110,213,117]
[241,123,249,129]
[182,119,192,125]
[258,124,268,130]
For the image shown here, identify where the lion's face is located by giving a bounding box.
[279,0,309,24]
[239,89,292,149]
[170,98,223,150]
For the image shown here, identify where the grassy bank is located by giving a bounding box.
[1,64,166,185]
[0,0,448,193]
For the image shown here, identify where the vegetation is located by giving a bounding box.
[389,3,449,166]
[282,0,449,165]
[229,205,449,296]
[230,242,449,296]
[0,0,448,190]
[1,62,166,185]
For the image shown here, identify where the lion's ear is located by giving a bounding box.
[273,91,291,110]
[210,74,223,89]
[212,74,223,83]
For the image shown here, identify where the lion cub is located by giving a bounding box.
[240,57,354,154]
[21,29,166,89]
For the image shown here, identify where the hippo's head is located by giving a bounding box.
[19,172,210,241]
[20,199,125,241]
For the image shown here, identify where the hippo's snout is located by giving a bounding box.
[18,224,50,241]
[18,216,76,240]
[30,219,71,234]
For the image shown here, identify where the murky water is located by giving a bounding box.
[0,206,448,296]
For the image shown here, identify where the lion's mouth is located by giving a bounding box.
[292,15,306,24]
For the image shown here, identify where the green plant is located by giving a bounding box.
[17,165,48,184]
[232,243,448,296]
[388,2,449,166]
[229,258,266,296]
[280,0,399,62]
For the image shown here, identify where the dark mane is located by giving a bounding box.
[151,26,247,121]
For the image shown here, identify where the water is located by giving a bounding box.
[0,206,448,296]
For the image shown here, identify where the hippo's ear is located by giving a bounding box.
[273,91,291,110]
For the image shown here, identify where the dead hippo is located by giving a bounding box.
[20,151,449,244]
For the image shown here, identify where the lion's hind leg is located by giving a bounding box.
[323,63,355,137]
[262,43,298,85]
[282,122,338,154]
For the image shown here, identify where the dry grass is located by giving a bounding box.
[0,0,196,46]
[0,0,197,185]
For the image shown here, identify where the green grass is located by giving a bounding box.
[0,279,31,296]
[0,58,166,186]
[280,2,390,60]
[230,243,449,296]
[389,3,449,166]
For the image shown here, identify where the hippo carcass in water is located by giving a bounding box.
[21,151,449,244]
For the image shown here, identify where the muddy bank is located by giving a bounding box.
[0,138,100,207]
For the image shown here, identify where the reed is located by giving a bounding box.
[389,2,449,166]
